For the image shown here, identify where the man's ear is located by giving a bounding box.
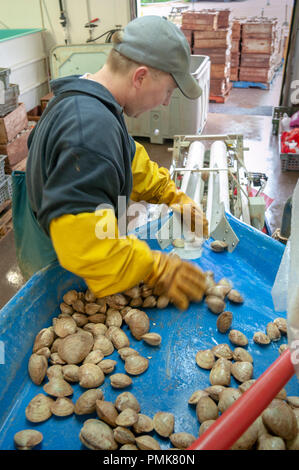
[132,66,149,89]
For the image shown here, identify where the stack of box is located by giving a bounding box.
[239,17,281,84]
[230,19,243,81]
[181,9,233,101]
[0,68,20,118]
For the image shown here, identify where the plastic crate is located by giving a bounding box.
[0,177,10,205]
[280,151,299,172]
[0,67,10,90]
[0,155,6,184]
[272,106,290,135]
[0,83,19,118]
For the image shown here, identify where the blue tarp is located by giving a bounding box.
[0,213,297,450]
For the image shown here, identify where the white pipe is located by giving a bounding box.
[180,141,205,206]
[210,140,230,213]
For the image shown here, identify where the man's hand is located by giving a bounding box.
[145,251,206,311]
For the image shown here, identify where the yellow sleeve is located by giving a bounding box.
[131,140,180,205]
[49,208,157,297]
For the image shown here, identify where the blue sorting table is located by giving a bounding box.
[0,213,297,450]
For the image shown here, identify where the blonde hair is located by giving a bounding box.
[107,30,168,80]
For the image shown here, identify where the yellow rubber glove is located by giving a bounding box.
[131,141,209,238]
[145,251,206,311]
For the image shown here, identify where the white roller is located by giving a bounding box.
[180,141,205,206]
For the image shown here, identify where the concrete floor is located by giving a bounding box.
[0,0,298,309]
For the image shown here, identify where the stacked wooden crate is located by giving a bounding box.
[0,103,30,175]
[182,9,233,102]
[230,19,243,82]
[239,18,281,85]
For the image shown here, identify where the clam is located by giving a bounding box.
[114,392,141,413]
[230,419,259,450]
[227,289,243,304]
[35,347,51,359]
[62,364,80,382]
[257,434,286,450]
[106,293,128,309]
[196,396,219,423]
[262,399,298,440]
[279,344,288,354]
[115,408,138,427]
[238,379,256,393]
[169,432,196,450]
[123,286,141,299]
[83,350,104,365]
[156,295,169,309]
[93,335,114,356]
[14,429,43,450]
[78,363,105,388]
[33,327,55,352]
[83,323,107,336]
[85,303,101,315]
[209,358,231,386]
[72,299,85,313]
[195,349,215,370]
[141,333,162,346]
[210,240,228,252]
[205,295,226,314]
[233,347,253,363]
[199,420,216,436]
[118,347,139,361]
[50,397,74,416]
[218,387,242,413]
[266,322,281,341]
[228,329,248,346]
[130,297,143,307]
[85,289,97,303]
[98,359,117,374]
[60,302,74,314]
[273,317,287,335]
[58,331,93,364]
[216,311,233,333]
[96,400,119,427]
[135,435,161,450]
[124,355,149,375]
[79,419,118,450]
[188,389,208,405]
[105,309,123,328]
[153,412,174,437]
[109,327,130,350]
[43,378,73,397]
[253,332,270,345]
[142,295,157,308]
[50,352,66,365]
[95,298,107,313]
[63,290,78,305]
[204,385,225,403]
[47,365,63,380]
[206,286,226,299]
[124,309,150,340]
[172,238,185,248]
[25,393,54,423]
[110,373,132,389]
[28,353,48,385]
[141,285,153,298]
[212,343,233,360]
[231,361,253,383]
[71,313,88,327]
[133,414,154,434]
[74,389,104,415]
[114,426,136,445]
[88,313,106,324]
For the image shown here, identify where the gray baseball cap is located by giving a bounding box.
[113,15,202,100]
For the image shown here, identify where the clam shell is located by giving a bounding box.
[153,412,174,437]
[135,435,161,450]
[78,363,105,388]
[14,429,43,450]
[230,419,259,450]
[218,387,242,413]
[96,400,119,427]
[273,317,287,335]
[93,335,114,356]
[266,322,281,341]
[169,432,196,450]
[74,389,104,415]
[35,347,51,359]
[209,358,231,386]
[85,289,97,303]
[210,240,228,252]
[204,385,225,402]
[109,327,130,350]
[199,420,216,436]
[50,397,74,416]
[83,350,104,365]
[105,309,123,328]
[258,434,286,450]
[47,365,63,380]
[195,349,215,370]
[83,323,107,336]
[196,396,219,423]
[62,364,80,382]
[130,297,143,307]
[212,343,233,360]
[228,329,248,346]
[115,392,141,413]
[72,299,85,313]
[238,379,256,393]
[43,378,74,397]
[206,286,226,299]
[253,332,270,345]
[118,347,139,361]
[58,331,94,364]
[98,359,117,374]
[106,293,128,309]
[33,327,55,352]
[115,408,138,427]
[71,313,88,327]
[110,373,132,388]
[188,390,209,405]
[233,347,253,363]
[133,414,153,434]
[124,309,150,340]
[227,289,243,304]
[114,426,136,445]
[231,361,253,383]
[85,303,102,315]
[216,311,233,333]
[25,393,54,423]
[79,419,118,450]
[156,295,169,309]
[124,355,149,375]
[28,353,48,385]
[123,286,141,299]
[205,295,226,314]
[262,399,298,440]
[88,313,106,324]
[60,302,74,314]
[141,333,162,346]
[63,290,78,305]
[142,295,157,308]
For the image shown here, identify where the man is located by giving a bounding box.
[13,15,208,311]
